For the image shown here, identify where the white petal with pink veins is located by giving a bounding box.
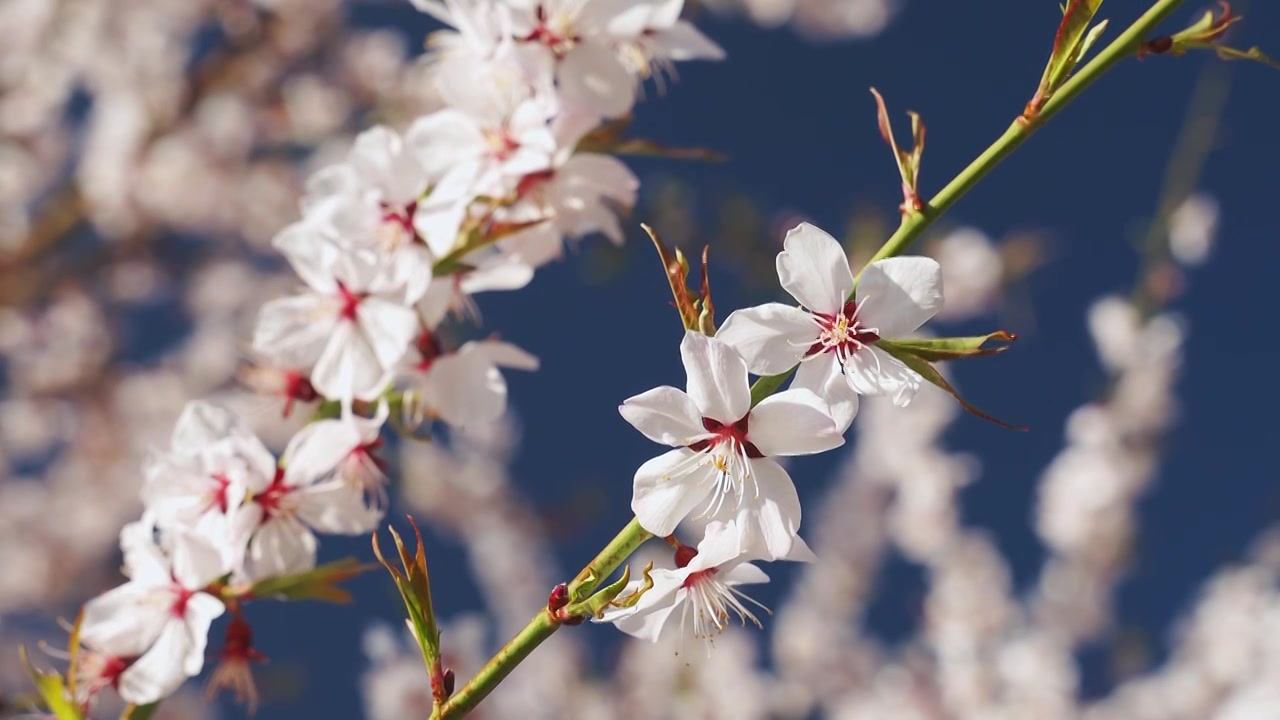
[749,388,843,456]
[776,222,852,315]
[619,385,706,447]
[680,331,751,424]
[631,447,719,537]
[846,345,923,407]
[855,256,943,338]
[715,303,816,375]
[792,354,860,433]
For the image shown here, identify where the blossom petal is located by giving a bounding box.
[686,519,742,571]
[464,340,540,371]
[80,584,167,657]
[115,621,193,706]
[418,352,507,429]
[619,386,705,447]
[404,109,487,179]
[252,294,338,370]
[855,256,943,338]
[170,401,238,453]
[651,21,726,61]
[611,588,682,643]
[282,417,359,487]
[680,331,750,423]
[715,304,816,375]
[272,223,341,294]
[730,458,801,560]
[170,532,230,590]
[792,355,860,433]
[776,223,852,316]
[243,517,317,582]
[558,40,636,119]
[296,480,381,534]
[350,125,422,204]
[749,388,844,456]
[181,592,227,675]
[632,448,717,537]
[721,561,769,586]
[846,346,924,407]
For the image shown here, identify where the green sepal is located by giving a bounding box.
[749,370,792,408]
[643,224,715,334]
[1153,4,1280,69]
[878,343,1026,431]
[565,564,635,620]
[19,645,83,720]
[609,562,656,610]
[372,518,442,678]
[247,557,376,604]
[1029,0,1107,115]
[433,218,546,277]
[877,331,1017,362]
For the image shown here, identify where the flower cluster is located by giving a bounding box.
[601,222,946,646]
[60,0,724,711]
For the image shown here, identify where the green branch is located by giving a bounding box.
[860,0,1188,272]
[427,2,1192,717]
[432,518,651,719]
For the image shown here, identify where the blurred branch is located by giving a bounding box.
[1131,59,1231,318]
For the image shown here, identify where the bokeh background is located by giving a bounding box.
[2,0,1279,718]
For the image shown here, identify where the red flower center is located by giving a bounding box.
[210,472,231,513]
[806,300,880,361]
[254,468,291,517]
[379,200,422,244]
[336,281,366,322]
[688,416,764,459]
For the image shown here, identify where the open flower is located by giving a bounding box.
[301,126,440,303]
[620,331,842,559]
[401,330,539,430]
[232,416,385,583]
[252,231,418,402]
[716,222,944,431]
[79,531,228,705]
[597,520,811,646]
[140,401,272,563]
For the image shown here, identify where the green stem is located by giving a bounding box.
[567,517,653,597]
[433,518,651,719]
[859,0,1188,273]
[432,610,558,719]
[430,2,1192,717]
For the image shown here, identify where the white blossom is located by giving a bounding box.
[717,222,943,430]
[620,331,842,559]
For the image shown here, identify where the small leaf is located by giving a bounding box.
[878,331,1017,362]
[697,245,716,336]
[642,223,701,332]
[1029,0,1106,116]
[566,565,633,620]
[1141,2,1278,69]
[878,344,1027,430]
[869,88,925,214]
[433,219,545,277]
[19,645,82,720]
[372,518,442,683]
[248,557,375,604]
[749,370,792,408]
[611,562,656,609]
